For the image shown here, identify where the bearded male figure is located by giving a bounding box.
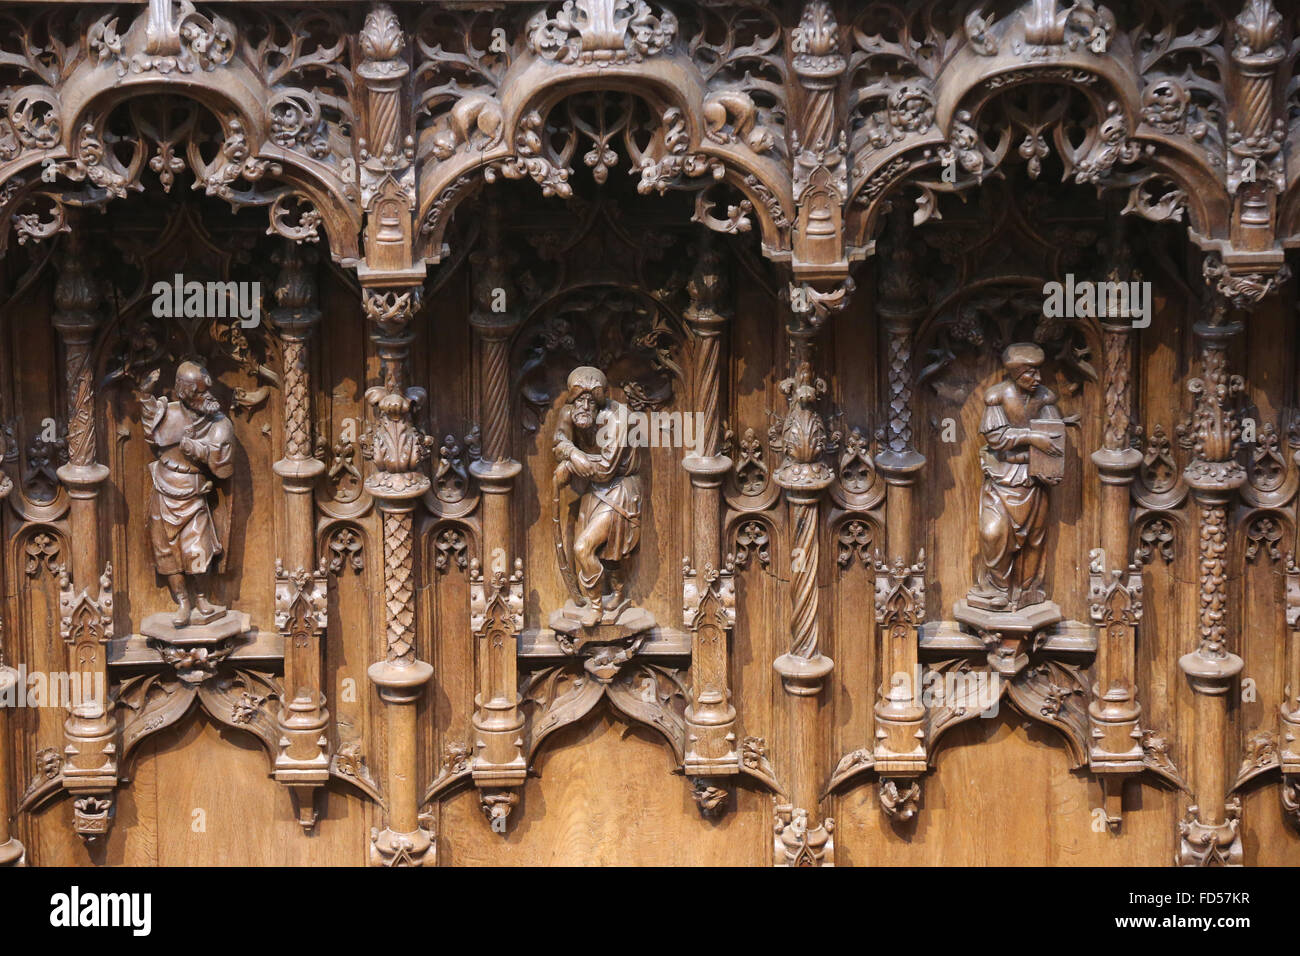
[140,361,235,627]
[967,343,1065,611]
[552,366,643,620]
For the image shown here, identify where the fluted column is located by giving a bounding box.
[363,284,435,866]
[270,241,331,830]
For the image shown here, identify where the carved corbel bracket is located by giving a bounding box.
[1198,251,1291,312]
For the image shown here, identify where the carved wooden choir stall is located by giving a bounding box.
[0,0,1299,866]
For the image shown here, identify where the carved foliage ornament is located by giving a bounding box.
[527,0,678,66]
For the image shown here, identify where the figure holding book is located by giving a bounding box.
[967,343,1066,611]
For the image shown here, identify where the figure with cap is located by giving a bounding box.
[552,365,643,619]
[139,360,235,627]
[968,342,1064,611]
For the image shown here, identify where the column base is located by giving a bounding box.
[773,652,834,696]
[0,837,25,866]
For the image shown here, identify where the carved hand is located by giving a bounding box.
[1028,431,1062,456]
[554,461,571,486]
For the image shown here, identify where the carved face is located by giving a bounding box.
[1098,111,1128,145]
[176,366,221,416]
[1142,79,1188,128]
[572,389,600,430]
[1011,364,1042,392]
[889,86,934,133]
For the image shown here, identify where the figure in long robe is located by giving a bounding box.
[968,343,1063,611]
[140,361,235,627]
[552,366,643,614]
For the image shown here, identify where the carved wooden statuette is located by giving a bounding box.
[132,362,252,712]
[138,362,238,633]
[549,365,654,652]
[955,343,1067,676]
